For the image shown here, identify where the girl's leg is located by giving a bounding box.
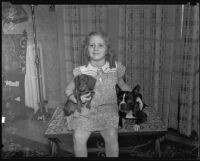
[100,128,119,157]
[73,129,91,157]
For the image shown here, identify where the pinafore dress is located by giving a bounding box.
[67,62,125,131]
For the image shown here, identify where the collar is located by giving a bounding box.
[87,61,110,72]
[80,61,115,76]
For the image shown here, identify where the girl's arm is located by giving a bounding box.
[116,61,132,91]
[65,79,77,103]
[65,67,82,103]
[118,77,132,92]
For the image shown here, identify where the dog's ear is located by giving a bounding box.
[87,75,96,90]
[74,75,80,87]
[132,84,140,95]
[81,74,89,82]
[115,84,122,95]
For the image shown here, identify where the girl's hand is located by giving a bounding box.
[80,93,91,103]
[68,94,77,103]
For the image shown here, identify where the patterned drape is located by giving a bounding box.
[62,4,199,136]
[178,4,199,136]
[2,31,27,106]
[63,5,108,84]
[2,32,27,76]
[2,31,28,120]
[119,4,199,136]
[119,5,183,130]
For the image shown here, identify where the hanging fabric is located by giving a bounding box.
[25,43,40,113]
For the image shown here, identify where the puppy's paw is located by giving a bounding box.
[81,106,90,115]
[133,124,140,131]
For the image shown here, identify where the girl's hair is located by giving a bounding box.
[82,31,116,68]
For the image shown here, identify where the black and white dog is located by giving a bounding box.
[115,84,147,129]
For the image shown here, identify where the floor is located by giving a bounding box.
[2,107,199,159]
[2,108,52,153]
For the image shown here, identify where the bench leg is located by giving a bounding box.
[155,136,165,157]
[50,141,57,156]
[49,138,60,157]
[155,138,161,157]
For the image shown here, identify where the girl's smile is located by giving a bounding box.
[88,35,107,61]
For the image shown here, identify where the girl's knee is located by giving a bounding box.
[101,128,118,143]
[73,129,91,144]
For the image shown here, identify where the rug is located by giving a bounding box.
[2,139,198,159]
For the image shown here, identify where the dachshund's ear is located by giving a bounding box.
[132,84,140,95]
[74,75,80,87]
[115,84,122,95]
[87,75,96,90]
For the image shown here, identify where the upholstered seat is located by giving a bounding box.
[44,106,167,157]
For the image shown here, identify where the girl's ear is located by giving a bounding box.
[115,84,121,95]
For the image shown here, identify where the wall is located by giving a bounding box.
[3,5,63,109]
[2,5,127,110]
[34,5,61,108]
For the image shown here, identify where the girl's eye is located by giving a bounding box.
[88,44,105,48]
[98,44,104,48]
[89,44,94,48]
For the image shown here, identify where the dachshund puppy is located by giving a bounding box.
[63,74,96,116]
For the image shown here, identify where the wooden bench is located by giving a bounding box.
[44,106,167,157]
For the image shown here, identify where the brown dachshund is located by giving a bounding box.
[63,74,96,116]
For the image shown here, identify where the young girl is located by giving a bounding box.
[65,31,141,157]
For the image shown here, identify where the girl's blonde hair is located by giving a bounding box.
[82,31,116,68]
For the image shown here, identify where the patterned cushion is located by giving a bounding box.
[44,106,167,138]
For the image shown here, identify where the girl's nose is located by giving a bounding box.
[93,45,98,50]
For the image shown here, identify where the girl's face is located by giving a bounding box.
[88,35,107,61]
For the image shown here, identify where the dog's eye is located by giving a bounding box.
[119,95,123,100]
[127,96,133,101]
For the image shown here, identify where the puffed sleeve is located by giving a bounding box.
[116,62,126,79]
[73,67,82,77]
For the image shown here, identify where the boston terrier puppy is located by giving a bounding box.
[115,84,147,129]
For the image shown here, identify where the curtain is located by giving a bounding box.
[61,4,199,136]
[2,32,28,120]
[63,5,110,84]
[25,43,39,113]
[119,5,183,129]
[119,4,199,136]
[178,4,199,136]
